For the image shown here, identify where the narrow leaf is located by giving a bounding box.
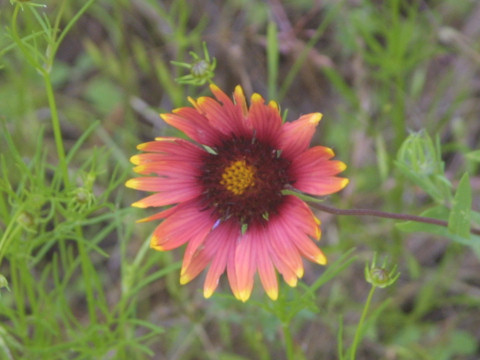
[466,149,480,162]
[448,172,471,238]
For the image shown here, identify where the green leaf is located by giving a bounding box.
[465,149,480,162]
[266,21,279,100]
[396,205,480,259]
[396,206,448,235]
[396,206,477,245]
[395,131,452,204]
[448,172,471,239]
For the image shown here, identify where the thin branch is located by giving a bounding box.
[310,202,480,236]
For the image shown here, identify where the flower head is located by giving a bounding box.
[126,84,348,301]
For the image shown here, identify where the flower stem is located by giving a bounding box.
[44,73,69,188]
[282,323,295,360]
[350,285,377,360]
[11,3,69,188]
[310,203,480,236]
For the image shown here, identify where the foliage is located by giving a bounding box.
[1,0,479,359]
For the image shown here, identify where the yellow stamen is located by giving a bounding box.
[220,160,256,195]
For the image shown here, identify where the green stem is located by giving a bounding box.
[11,3,69,187]
[282,323,294,360]
[11,5,41,71]
[76,226,97,325]
[310,202,480,236]
[350,285,377,360]
[0,221,22,267]
[44,73,69,187]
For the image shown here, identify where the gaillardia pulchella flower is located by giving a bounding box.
[126,84,348,302]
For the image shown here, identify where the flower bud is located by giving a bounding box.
[171,42,216,86]
[365,253,400,288]
[17,211,35,229]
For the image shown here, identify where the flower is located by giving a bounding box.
[126,84,348,302]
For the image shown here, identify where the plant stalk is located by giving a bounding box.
[310,203,480,236]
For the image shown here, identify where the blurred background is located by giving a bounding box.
[0,0,479,359]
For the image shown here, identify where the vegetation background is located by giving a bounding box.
[0,0,479,359]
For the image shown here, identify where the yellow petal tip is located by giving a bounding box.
[268,100,279,110]
[180,274,190,285]
[236,289,251,302]
[340,177,350,189]
[266,289,278,301]
[204,288,214,299]
[287,278,298,288]
[150,237,164,251]
[251,93,264,103]
[209,83,220,92]
[310,113,323,124]
[130,155,141,165]
[131,201,147,208]
[125,179,136,188]
[316,252,327,265]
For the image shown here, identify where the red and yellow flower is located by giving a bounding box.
[126,84,348,301]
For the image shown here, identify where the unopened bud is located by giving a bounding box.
[365,253,400,288]
[17,211,35,228]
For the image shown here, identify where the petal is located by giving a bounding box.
[292,234,327,265]
[190,84,251,137]
[234,228,258,302]
[256,233,278,300]
[281,196,321,240]
[161,108,222,146]
[126,177,194,192]
[132,161,201,177]
[180,249,211,285]
[290,147,349,196]
[126,178,201,207]
[227,244,241,300]
[267,216,304,279]
[273,196,326,265]
[150,201,215,251]
[203,221,239,298]
[267,239,299,288]
[279,113,322,159]
[182,219,237,277]
[136,203,180,223]
[248,93,283,145]
[131,153,203,168]
[136,137,204,160]
[233,85,248,117]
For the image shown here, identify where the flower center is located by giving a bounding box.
[220,160,256,195]
[199,136,292,226]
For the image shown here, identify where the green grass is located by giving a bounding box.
[1,0,480,359]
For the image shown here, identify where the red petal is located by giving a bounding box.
[234,228,257,302]
[150,201,215,252]
[136,137,204,160]
[290,147,349,196]
[161,108,221,146]
[203,221,239,298]
[189,84,252,137]
[256,233,278,300]
[248,93,282,145]
[279,113,322,159]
